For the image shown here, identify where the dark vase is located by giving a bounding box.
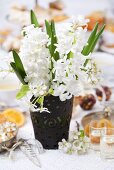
[30,95,73,149]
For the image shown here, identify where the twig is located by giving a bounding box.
[76,121,80,131]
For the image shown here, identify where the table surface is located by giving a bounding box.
[1,108,114,170]
[1,0,114,170]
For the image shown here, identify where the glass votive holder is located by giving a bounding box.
[100,128,114,160]
[89,120,101,151]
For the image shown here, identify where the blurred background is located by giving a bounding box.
[0,0,111,27]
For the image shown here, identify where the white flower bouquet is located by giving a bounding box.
[10,11,105,112]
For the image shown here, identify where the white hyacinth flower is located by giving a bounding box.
[6,15,101,110]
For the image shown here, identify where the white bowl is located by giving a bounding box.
[0,74,20,105]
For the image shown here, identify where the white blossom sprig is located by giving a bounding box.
[58,130,90,155]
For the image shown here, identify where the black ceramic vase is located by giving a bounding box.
[30,95,73,149]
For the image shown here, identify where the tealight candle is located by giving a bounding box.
[100,128,114,160]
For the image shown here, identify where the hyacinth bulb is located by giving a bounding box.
[96,86,112,101]
[79,94,96,110]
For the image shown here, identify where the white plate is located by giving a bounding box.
[0,48,20,105]
[100,45,114,55]
[92,52,114,67]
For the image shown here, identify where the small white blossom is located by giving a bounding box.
[59,130,90,155]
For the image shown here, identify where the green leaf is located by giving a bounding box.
[82,23,105,56]
[91,24,105,52]
[66,72,68,77]
[86,23,99,45]
[10,62,26,85]
[48,88,54,95]
[45,20,51,38]
[45,20,60,80]
[16,85,30,99]
[81,68,87,72]
[45,20,53,56]
[30,10,39,27]
[45,20,59,61]
[12,50,26,76]
[83,59,90,67]
[79,130,84,138]
[51,20,56,35]
[50,22,57,55]
[37,96,44,106]
[12,50,27,84]
[23,31,26,36]
[82,23,98,56]
[50,20,59,61]
[67,51,73,59]
[75,75,78,80]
